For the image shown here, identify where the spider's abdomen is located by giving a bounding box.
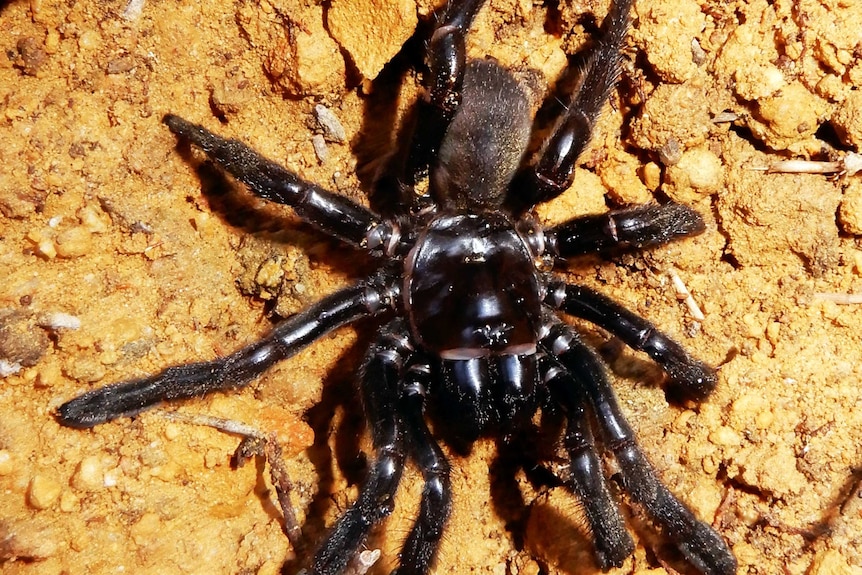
[431,60,532,211]
[404,212,542,358]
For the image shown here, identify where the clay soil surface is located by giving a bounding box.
[2,0,862,574]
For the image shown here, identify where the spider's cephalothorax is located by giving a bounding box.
[57,1,737,574]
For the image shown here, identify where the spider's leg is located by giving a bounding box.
[506,0,634,214]
[311,320,410,575]
[163,115,393,249]
[57,277,396,428]
[392,360,452,575]
[374,0,486,213]
[545,281,717,401]
[541,317,737,575]
[402,0,486,184]
[546,203,706,258]
[540,355,634,569]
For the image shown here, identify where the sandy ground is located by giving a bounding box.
[2,0,862,574]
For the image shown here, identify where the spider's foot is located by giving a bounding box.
[677,522,738,575]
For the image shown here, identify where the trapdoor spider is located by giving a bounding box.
[58,0,736,573]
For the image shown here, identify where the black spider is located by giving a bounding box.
[57,0,736,574]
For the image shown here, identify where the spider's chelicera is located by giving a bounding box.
[58,0,736,573]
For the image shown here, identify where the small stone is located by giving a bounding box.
[664,147,724,203]
[106,56,135,75]
[164,423,181,440]
[708,426,742,447]
[0,310,49,370]
[36,238,57,259]
[659,138,682,166]
[59,490,78,513]
[77,30,101,51]
[680,149,723,190]
[14,37,48,76]
[72,455,105,491]
[312,134,329,163]
[313,104,346,143]
[210,75,252,118]
[55,226,93,258]
[78,204,110,233]
[121,0,146,21]
[37,311,81,330]
[28,474,63,509]
[641,161,662,191]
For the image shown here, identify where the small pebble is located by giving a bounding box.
[28,474,63,509]
[37,312,81,330]
[164,422,181,440]
[121,0,146,21]
[15,37,48,76]
[677,148,723,191]
[59,490,78,513]
[78,204,109,233]
[72,455,105,491]
[312,134,329,163]
[641,161,662,191]
[36,238,57,259]
[77,30,101,51]
[55,226,93,258]
[659,138,682,166]
[708,426,742,447]
[313,104,346,143]
[0,359,22,377]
